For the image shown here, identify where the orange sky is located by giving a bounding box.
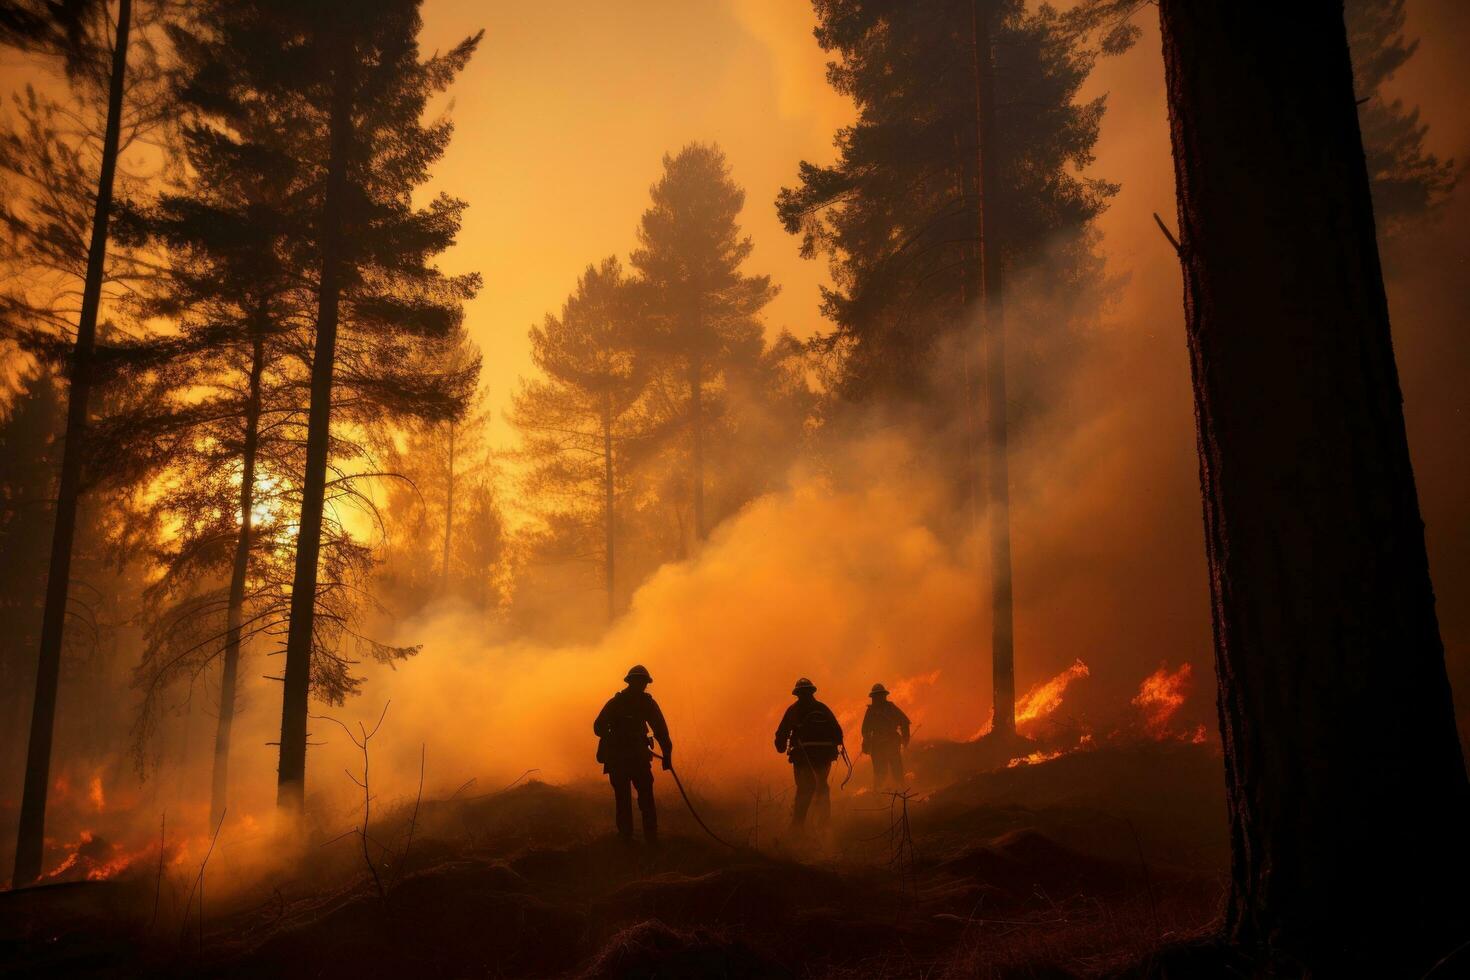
[416,0,853,442]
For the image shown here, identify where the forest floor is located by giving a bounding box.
[0,741,1230,978]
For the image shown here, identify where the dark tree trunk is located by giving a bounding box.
[971,0,1014,739]
[277,44,353,813]
[602,392,615,623]
[1158,1,1470,971]
[689,352,705,542]
[441,420,454,589]
[12,0,131,887]
[211,323,266,830]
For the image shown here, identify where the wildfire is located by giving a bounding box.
[44,831,140,882]
[89,775,106,812]
[970,659,1091,741]
[1007,748,1065,768]
[887,669,941,704]
[1016,659,1091,727]
[1132,662,1194,737]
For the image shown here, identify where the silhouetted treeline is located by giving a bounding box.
[0,0,484,876]
[506,144,812,635]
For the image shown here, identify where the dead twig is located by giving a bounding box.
[149,811,165,932]
[314,702,391,901]
[177,808,225,951]
[388,743,425,892]
[464,768,539,802]
[1152,211,1181,255]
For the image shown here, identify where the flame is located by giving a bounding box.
[88,775,106,812]
[886,669,941,704]
[970,659,1091,741]
[1016,659,1091,727]
[43,830,141,881]
[42,827,194,883]
[1132,662,1193,737]
[1007,747,1065,768]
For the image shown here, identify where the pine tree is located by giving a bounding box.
[1157,2,1470,971]
[102,11,326,823]
[0,0,156,886]
[631,144,776,545]
[0,1,99,74]
[376,329,505,614]
[0,371,63,783]
[222,0,481,812]
[133,0,480,814]
[779,0,1125,740]
[1345,0,1458,241]
[511,257,647,621]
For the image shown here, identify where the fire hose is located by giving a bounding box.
[647,732,853,851]
[649,749,740,851]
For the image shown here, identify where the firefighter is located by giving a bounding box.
[774,677,844,829]
[861,682,911,790]
[593,665,672,845]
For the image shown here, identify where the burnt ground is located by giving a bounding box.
[0,741,1230,979]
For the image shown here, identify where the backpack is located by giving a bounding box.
[793,704,841,757]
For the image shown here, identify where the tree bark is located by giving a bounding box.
[211,322,265,830]
[1158,1,1470,971]
[12,0,131,887]
[971,0,1014,739]
[602,391,615,623]
[277,40,353,813]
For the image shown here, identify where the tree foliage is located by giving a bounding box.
[778,0,1123,408]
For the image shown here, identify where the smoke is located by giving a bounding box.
[344,432,989,790]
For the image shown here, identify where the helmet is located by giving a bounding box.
[870,683,889,697]
[792,677,816,695]
[625,664,652,684]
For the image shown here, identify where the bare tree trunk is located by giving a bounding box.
[971,0,1014,739]
[441,420,454,589]
[277,42,352,813]
[211,323,265,830]
[12,0,131,887]
[1158,2,1470,971]
[690,352,705,543]
[602,392,615,622]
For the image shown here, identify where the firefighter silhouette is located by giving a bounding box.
[861,682,911,789]
[593,665,671,844]
[774,677,844,828]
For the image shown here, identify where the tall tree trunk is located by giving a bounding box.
[12,0,130,887]
[441,420,454,589]
[689,352,705,542]
[277,42,352,813]
[971,0,1014,740]
[602,391,615,623]
[211,323,266,830]
[1158,2,1470,971]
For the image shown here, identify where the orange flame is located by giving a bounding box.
[1016,659,1091,728]
[88,775,106,812]
[44,830,153,882]
[1132,662,1193,737]
[970,659,1091,740]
